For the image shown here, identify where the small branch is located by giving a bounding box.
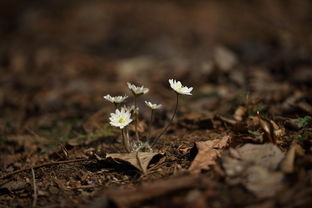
[151,93,179,147]
[0,158,91,180]
[31,168,38,208]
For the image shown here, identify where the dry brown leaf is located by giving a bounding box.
[96,152,163,174]
[233,106,247,121]
[237,143,285,170]
[188,135,231,174]
[216,114,237,125]
[280,142,304,173]
[223,143,285,198]
[245,166,284,198]
[257,112,285,144]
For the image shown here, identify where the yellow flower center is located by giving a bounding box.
[118,117,125,124]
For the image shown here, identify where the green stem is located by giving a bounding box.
[147,109,154,141]
[134,96,139,140]
[151,93,179,147]
[121,128,131,153]
[114,103,118,109]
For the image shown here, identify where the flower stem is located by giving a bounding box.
[134,96,139,140]
[151,93,179,147]
[121,128,131,153]
[147,109,154,140]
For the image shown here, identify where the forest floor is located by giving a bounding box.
[0,1,312,208]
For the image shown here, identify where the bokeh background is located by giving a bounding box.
[1,1,312,207]
[0,0,311,138]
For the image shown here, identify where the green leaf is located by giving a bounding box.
[248,130,262,137]
[294,116,312,128]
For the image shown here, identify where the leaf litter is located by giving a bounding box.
[0,1,312,207]
[189,135,231,174]
[94,152,164,174]
[222,143,285,198]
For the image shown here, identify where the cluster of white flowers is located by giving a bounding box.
[103,79,193,152]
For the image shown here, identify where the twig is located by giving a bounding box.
[31,168,38,208]
[0,158,92,180]
[151,93,179,147]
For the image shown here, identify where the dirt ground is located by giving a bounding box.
[0,1,312,207]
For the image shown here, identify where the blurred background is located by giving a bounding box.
[0,0,311,136]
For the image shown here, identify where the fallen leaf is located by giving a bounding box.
[257,112,276,144]
[222,143,286,198]
[245,166,284,198]
[96,152,164,174]
[216,114,237,125]
[257,112,285,144]
[233,106,247,121]
[236,143,285,170]
[188,135,231,174]
[280,142,304,173]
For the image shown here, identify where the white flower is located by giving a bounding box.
[104,94,128,104]
[127,82,149,95]
[121,105,139,114]
[145,101,162,110]
[109,108,133,129]
[169,79,193,95]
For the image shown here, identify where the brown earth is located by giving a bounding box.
[0,1,312,207]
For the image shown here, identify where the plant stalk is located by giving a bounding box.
[151,93,179,147]
[147,109,154,141]
[121,128,131,153]
[134,96,139,140]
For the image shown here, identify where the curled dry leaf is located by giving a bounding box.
[216,114,237,125]
[188,135,231,174]
[257,112,285,144]
[233,106,247,121]
[95,152,164,174]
